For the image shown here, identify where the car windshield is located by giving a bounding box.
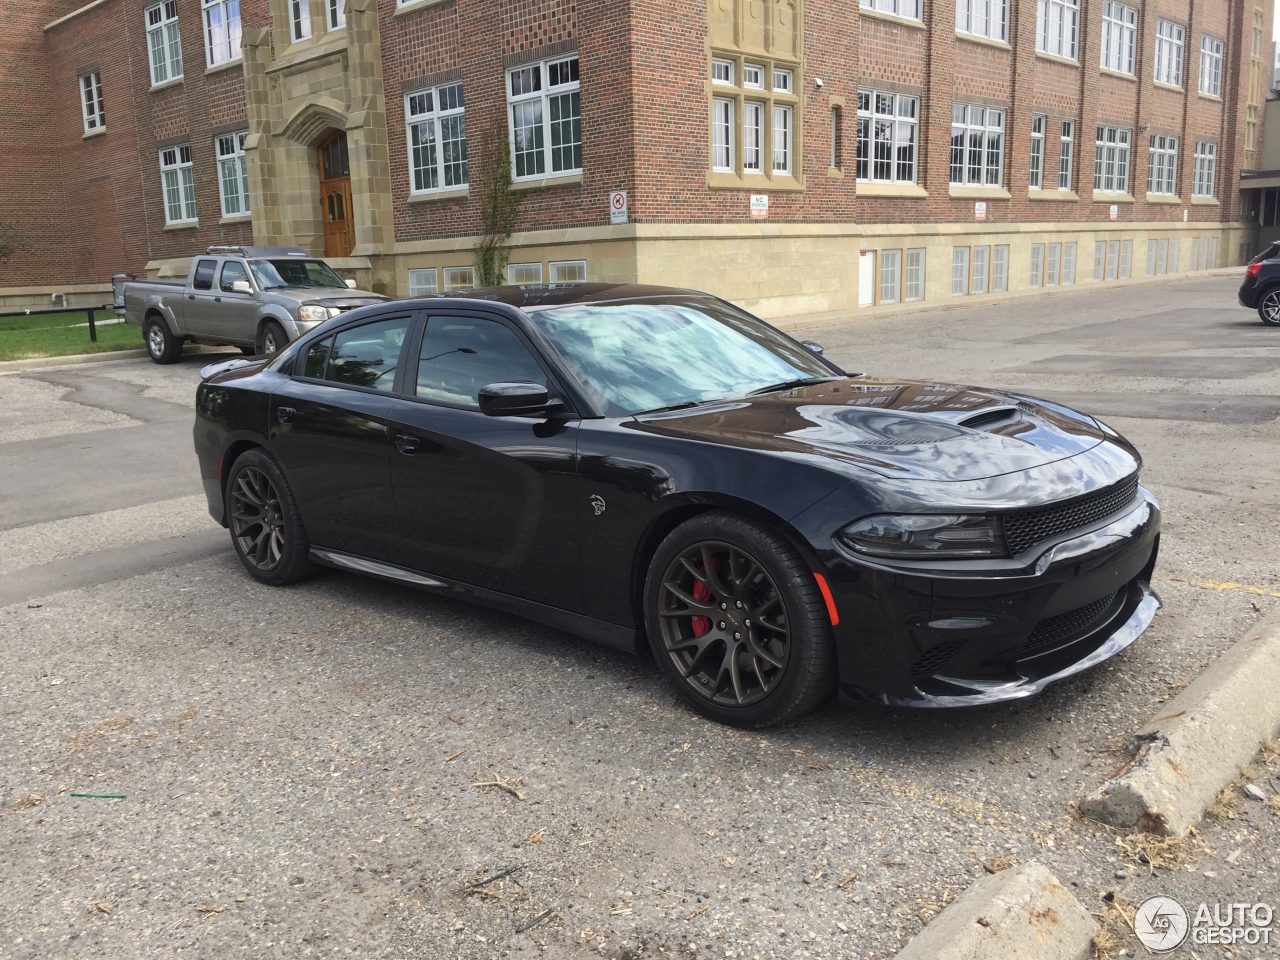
[526,297,838,416]
[248,258,347,290]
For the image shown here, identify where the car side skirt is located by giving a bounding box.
[309,547,639,655]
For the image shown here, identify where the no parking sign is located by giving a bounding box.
[609,190,628,225]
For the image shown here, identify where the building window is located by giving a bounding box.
[327,0,344,29]
[905,249,925,301]
[992,245,1009,291]
[1147,135,1178,195]
[972,246,990,294]
[712,58,734,84]
[950,104,1004,186]
[712,99,734,171]
[79,72,105,134]
[951,247,970,296]
[508,55,581,181]
[1094,125,1130,193]
[743,101,763,172]
[1046,242,1061,285]
[956,0,1007,42]
[1037,0,1079,60]
[1062,242,1077,283]
[773,69,792,93]
[408,268,438,296]
[1100,1,1136,75]
[830,106,842,170]
[773,105,793,174]
[1106,240,1120,279]
[857,90,918,184]
[1096,241,1108,281]
[1206,237,1217,269]
[1029,115,1045,188]
[550,260,587,283]
[1154,20,1185,87]
[1199,36,1223,96]
[1030,244,1044,287]
[216,131,250,216]
[290,0,311,41]
[443,266,475,291]
[879,250,901,304]
[160,144,197,224]
[203,0,242,67]
[743,63,764,89]
[1119,239,1133,278]
[1167,238,1179,272]
[711,57,802,181]
[406,83,468,194]
[1058,119,1075,190]
[860,0,920,20]
[146,1,183,87]
[508,263,543,285]
[1192,141,1216,197]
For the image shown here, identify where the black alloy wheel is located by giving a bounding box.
[1261,289,1280,325]
[225,449,314,585]
[260,319,288,355]
[144,315,182,364]
[644,512,835,727]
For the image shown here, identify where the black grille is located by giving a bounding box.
[1022,590,1122,654]
[911,639,967,681]
[1003,474,1140,556]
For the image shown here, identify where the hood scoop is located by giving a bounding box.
[959,406,1021,431]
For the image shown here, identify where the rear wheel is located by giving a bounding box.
[225,449,314,586]
[643,512,836,727]
[143,315,183,364]
[259,320,288,355]
[1260,288,1280,325]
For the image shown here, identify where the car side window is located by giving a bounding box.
[323,316,411,392]
[220,261,250,293]
[416,315,547,409]
[193,259,217,291]
[303,337,332,379]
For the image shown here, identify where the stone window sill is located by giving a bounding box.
[82,128,106,140]
[1099,67,1136,82]
[859,7,925,29]
[394,0,452,16]
[511,173,582,192]
[1153,80,1184,94]
[948,184,1011,200]
[827,167,844,179]
[1145,193,1182,204]
[1190,195,1220,206]
[1028,188,1079,201]
[707,171,805,192]
[149,77,184,94]
[205,58,243,77]
[856,181,927,198]
[1198,91,1223,103]
[1091,191,1135,204]
[163,221,199,231]
[407,187,470,203]
[219,214,252,225]
[1035,51,1080,68]
[955,31,1011,51]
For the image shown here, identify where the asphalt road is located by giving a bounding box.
[1,277,1278,960]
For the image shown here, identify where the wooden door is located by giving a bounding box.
[317,131,355,258]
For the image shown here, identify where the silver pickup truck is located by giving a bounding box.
[123,245,388,363]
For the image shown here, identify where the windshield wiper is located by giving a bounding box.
[635,400,703,415]
[747,376,839,396]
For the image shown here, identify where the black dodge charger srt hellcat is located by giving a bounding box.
[194,284,1160,727]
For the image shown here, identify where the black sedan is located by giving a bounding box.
[1239,240,1280,324]
[194,284,1160,727]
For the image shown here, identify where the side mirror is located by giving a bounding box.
[801,340,824,355]
[479,381,552,417]
[345,278,358,289]
[231,279,252,294]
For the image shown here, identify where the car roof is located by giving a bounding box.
[412,283,708,312]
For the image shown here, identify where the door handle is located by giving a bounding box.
[394,433,421,455]
[187,294,195,300]
[277,406,298,424]
[214,296,222,302]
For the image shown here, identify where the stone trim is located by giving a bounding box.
[211,120,250,138]
[503,39,578,70]
[155,133,191,150]
[857,77,923,98]
[401,68,464,95]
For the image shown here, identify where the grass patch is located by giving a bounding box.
[0,309,143,361]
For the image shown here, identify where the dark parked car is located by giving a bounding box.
[194,284,1160,727]
[1239,241,1280,324]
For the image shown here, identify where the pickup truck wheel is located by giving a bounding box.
[259,320,288,355]
[144,316,183,364]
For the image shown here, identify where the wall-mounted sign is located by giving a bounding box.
[1109,204,1119,221]
[609,190,628,225]
[974,201,987,221]
[750,194,769,219]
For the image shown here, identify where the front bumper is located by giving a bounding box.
[828,490,1162,707]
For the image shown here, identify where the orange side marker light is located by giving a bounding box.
[813,572,840,626]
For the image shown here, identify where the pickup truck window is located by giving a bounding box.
[220,261,250,293]
[193,259,217,291]
[249,258,347,290]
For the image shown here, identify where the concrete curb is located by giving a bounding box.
[0,345,230,374]
[893,862,1096,960]
[1080,610,1280,835]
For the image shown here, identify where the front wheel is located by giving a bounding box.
[1260,288,1280,325]
[643,512,836,728]
[143,316,183,364]
[225,449,315,585]
[259,320,288,355]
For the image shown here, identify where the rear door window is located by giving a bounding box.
[324,316,412,392]
[193,259,217,291]
[416,315,547,409]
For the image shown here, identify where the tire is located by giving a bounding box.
[224,448,315,586]
[643,511,836,728]
[1260,288,1280,325]
[143,315,183,364]
[259,320,288,355]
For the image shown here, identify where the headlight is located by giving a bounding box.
[837,514,1005,559]
[298,304,332,323]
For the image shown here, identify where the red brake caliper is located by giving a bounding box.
[691,576,713,637]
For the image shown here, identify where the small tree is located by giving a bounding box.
[0,222,27,263]
[473,119,522,287]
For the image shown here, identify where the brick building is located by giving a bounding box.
[0,0,1270,317]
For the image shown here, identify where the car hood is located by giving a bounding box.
[628,377,1107,482]
[280,286,389,306]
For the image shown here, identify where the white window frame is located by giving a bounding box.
[772,68,792,93]
[408,268,438,296]
[80,72,105,134]
[1119,239,1133,278]
[992,245,1009,291]
[1096,241,1109,281]
[1147,134,1178,196]
[1154,20,1185,87]
[159,144,197,224]
[905,249,925,301]
[1192,141,1216,197]
[956,0,1007,42]
[1107,240,1120,280]
[1030,244,1045,287]
[1093,125,1131,194]
[1062,242,1077,283]
[289,0,311,41]
[146,1,183,87]
[743,64,764,89]
[743,100,764,173]
[1029,115,1045,188]
[878,250,901,304]
[712,59,734,85]
[442,266,475,292]
[549,260,587,283]
[1037,0,1080,61]
[712,98,734,172]
[1058,119,1074,190]
[856,89,918,184]
[507,262,543,285]
[861,0,921,20]
[327,0,345,30]
[202,0,242,67]
[1199,36,1223,97]
[216,130,250,217]
[950,104,1004,186]
[507,56,581,182]
[1100,1,1137,75]
[406,83,468,195]
[951,247,970,296]
[1046,242,1061,285]
[972,245,990,295]
[772,104,793,174]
